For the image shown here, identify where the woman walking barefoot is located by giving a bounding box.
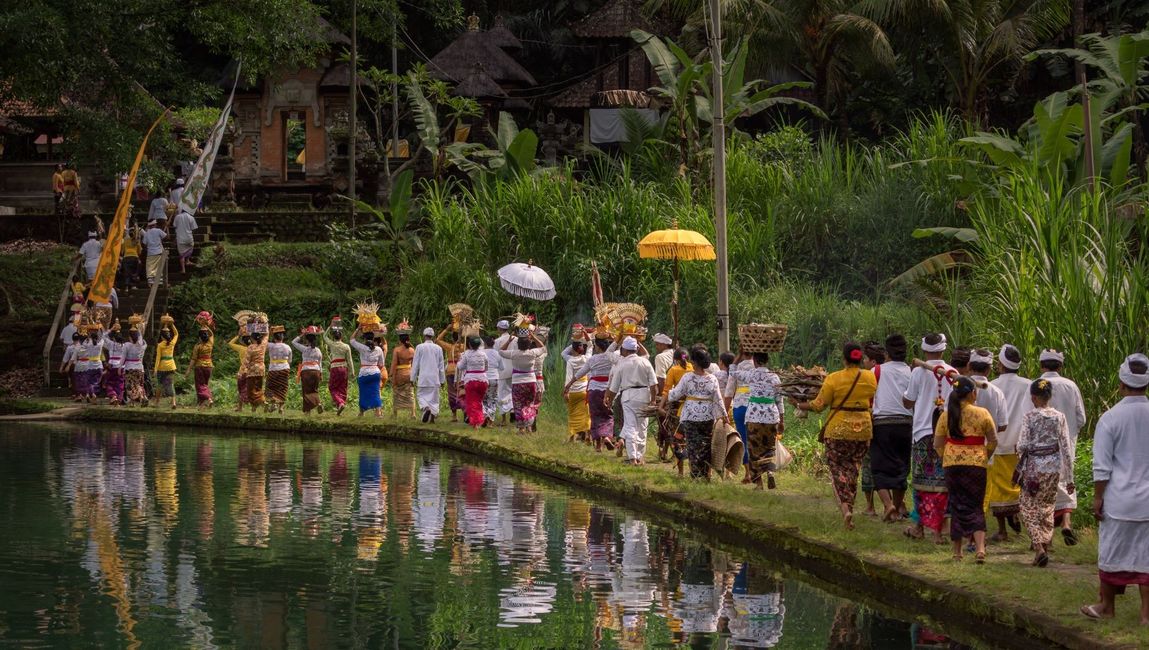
[390,320,416,418]
[350,327,386,418]
[665,347,728,480]
[323,318,353,415]
[294,326,325,415]
[1016,378,1074,567]
[934,376,998,563]
[152,318,179,409]
[455,336,489,429]
[189,319,215,410]
[794,343,877,531]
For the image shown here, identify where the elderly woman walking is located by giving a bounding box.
[934,376,998,563]
[794,343,878,530]
[1015,378,1074,567]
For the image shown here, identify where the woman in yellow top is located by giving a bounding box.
[153,322,179,409]
[794,342,878,530]
[121,227,142,292]
[188,327,214,409]
[934,376,998,563]
[228,332,251,412]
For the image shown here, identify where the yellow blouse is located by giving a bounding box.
[809,367,878,441]
[934,403,997,467]
[191,336,213,368]
[663,362,694,416]
[154,327,179,373]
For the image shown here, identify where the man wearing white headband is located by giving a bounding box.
[651,332,675,392]
[142,219,166,286]
[605,337,658,464]
[77,230,103,281]
[1038,348,1087,545]
[411,326,446,422]
[989,344,1030,540]
[902,332,956,542]
[1082,353,1149,623]
[493,320,514,424]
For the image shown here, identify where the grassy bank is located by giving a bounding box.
[48,401,1144,649]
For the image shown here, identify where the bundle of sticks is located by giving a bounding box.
[777,365,828,406]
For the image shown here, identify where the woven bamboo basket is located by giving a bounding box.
[738,323,788,353]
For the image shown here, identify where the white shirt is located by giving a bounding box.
[609,354,657,402]
[668,372,723,421]
[563,346,590,393]
[104,340,126,369]
[77,336,106,371]
[169,187,184,206]
[79,238,102,264]
[61,342,82,367]
[291,337,323,370]
[1040,371,1087,439]
[724,360,755,408]
[1093,395,1149,521]
[498,346,546,385]
[482,347,501,382]
[172,211,198,245]
[123,338,147,371]
[267,341,292,372]
[970,374,1008,432]
[991,372,1031,454]
[726,365,782,424]
[904,360,955,442]
[572,343,621,392]
[653,349,674,380]
[411,340,446,387]
[493,333,513,380]
[456,349,488,384]
[148,197,169,222]
[60,322,77,347]
[142,227,166,256]
[350,340,386,377]
[872,361,913,418]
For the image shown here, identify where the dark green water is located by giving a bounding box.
[0,423,966,648]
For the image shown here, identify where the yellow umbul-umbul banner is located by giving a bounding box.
[87,110,168,306]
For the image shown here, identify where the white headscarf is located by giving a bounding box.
[998,344,1020,370]
[921,334,947,353]
[1039,349,1065,364]
[1119,353,1149,389]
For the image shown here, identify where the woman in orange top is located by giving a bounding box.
[794,342,878,530]
[934,376,998,563]
[390,326,416,418]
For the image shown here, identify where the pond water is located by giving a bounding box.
[0,423,972,648]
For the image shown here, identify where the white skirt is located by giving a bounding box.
[1099,517,1149,574]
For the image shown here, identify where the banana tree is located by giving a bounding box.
[442,112,538,182]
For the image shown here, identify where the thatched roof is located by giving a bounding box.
[314,16,351,45]
[429,16,537,86]
[570,0,672,39]
[591,89,652,108]
[486,15,522,50]
[452,63,508,99]
[319,63,375,89]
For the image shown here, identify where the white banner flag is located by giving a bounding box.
[178,65,240,216]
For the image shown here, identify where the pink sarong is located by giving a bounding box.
[329,366,348,407]
[195,367,213,404]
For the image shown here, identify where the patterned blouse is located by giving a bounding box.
[455,349,489,385]
[191,336,213,368]
[934,402,997,468]
[667,372,724,422]
[291,337,323,372]
[809,367,877,441]
[728,366,782,425]
[1016,407,1073,482]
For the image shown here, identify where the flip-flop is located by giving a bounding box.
[1008,516,1022,533]
[903,526,924,540]
[1062,528,1079,547]
[1080,604,1110,620]
[1036,553,1049,568]
[975,552,986,565]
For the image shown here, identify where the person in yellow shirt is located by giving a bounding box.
[152,320,179,409]
[228,332,251,412]
[794,342,878,530]
[658,348,692,468]
[121,226,142,292]
[934,376,998,563]
[188,326,214,409]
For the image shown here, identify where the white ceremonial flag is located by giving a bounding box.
[178,64,240,216]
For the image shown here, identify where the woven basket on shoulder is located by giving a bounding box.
[738,323,788,353]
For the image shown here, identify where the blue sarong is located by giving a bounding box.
[732,405,750,464]
[358,373,382,410]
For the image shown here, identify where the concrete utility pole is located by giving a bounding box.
[349,0,358,227]
[392,21,400,163]
[709,0,730,352]
[1074,0,1096,191]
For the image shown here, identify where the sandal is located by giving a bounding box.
[1080,604,1111,620]
[975,552,986,565]
[1062,528,1079,547]
[903,526,924,540]
[1036,553,1049,568]
[952,554,963,562]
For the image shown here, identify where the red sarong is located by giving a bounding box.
[329,366,348,407]
[194,366,213,404]
[463,380,488,428]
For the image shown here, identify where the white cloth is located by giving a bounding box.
[417,385,441,415]
[1041,371,1086,511]
[611,355,656,460]
[77,335,106,371]
[970,374,1008,432]
[350,340,385,377]
[482,348,501,383]
[266,341,292,372]
[1098,518,1149,574]
[1093,395,1149,521]
[61,343,82,367]
[991,372,1031,454]
[726,365,782,424]
[904,360,955,442]
[79,239,103,279]
[588,108,659,144]
[291,337,323,371]
[169,187,184,206]
[653,349,674,379]
[562,346,590,393]
[148,197,169,222]
[456,349,488,385]
[498,346,547,385]
[60,322,77,346]
[668,372,724,422]
[412,341,446,387]
[104,340,125,369]
[123,339,147,371]
[142,227,166,256]
[493,334,514,380]
[571,344,621,392]
[172,211,198,247]
[872,361,913,418]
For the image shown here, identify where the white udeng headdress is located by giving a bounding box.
[921,334,947,353]
[1039,349,1065,364]
[1119,353,1149,388]
[969,349,993,366]
[998,345,1020,370]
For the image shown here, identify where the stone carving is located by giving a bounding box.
[264,78,321,127]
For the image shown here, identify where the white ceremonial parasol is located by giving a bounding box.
[497,260,556,301]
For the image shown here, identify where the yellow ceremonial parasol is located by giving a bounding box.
[637,219,715,344]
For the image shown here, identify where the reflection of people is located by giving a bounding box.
[729,563,784,648]
[828,604,863,649]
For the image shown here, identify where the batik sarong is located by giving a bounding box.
[266,369,290,405]
[511,382,539,428]
[245,374,265,406]
[328,366,348,408]
[82,368,102,396]
[945,465,987,541]
[746,422,778,483]
[358,373,382,411]
[870,418,912,491]
[566,391,590,437]
[157,370,175,398]
[391,373,414,412]
[483,382,499,420]
[985,453,1021,517]
[587,389,614,441]
[194,367,212,405]
[236,373,248,406]
[104,368,125,403]
[911,437,948,533]
[125,369,146,403]
[680,419,714,479]
[463,380,488,427]
[300,369,321,413]
[1019,471,1059,546]
[446,378,461,413]
[825,439,869,506]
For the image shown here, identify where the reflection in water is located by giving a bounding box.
[0,424,978,649]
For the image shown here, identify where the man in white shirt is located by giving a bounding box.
[1082,353,1149,624]
[76,231,103,281]
[171,210,198,274]
[493,320,514,424]
[651,333,674,393]
[411,327,446,423]
[988,344,1029,540]
[1038,348,1087,544]
[169,178,185,207]
[147,194,170,228]
[604,337,658,465]
[142,220,167,285]
[902,333,955,542]
[870,334,914,520]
